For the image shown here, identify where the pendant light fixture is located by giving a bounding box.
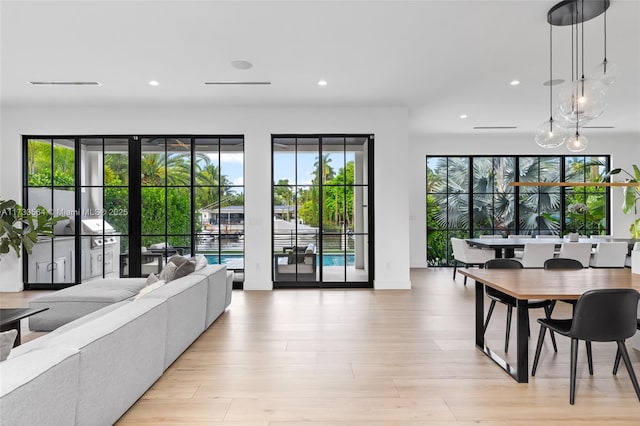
[535,22,568,148]
[591,0,619,84]
[537,0,613,151]
[556,0,607,126]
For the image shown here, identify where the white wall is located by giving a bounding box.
[0,106,411,291]
[409,132,640,268]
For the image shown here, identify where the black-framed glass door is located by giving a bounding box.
[272,134,374,288]
[23,135,244,289]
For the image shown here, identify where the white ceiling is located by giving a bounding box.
[1,0,639,137]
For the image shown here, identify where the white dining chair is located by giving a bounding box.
[558,242,592,268]
[450,237,495,284]
[508,234,532,256]
[479,234,503,239]
[519,243,556,268]
[625,242,640,268]
[536,234,558,239]
[589,242,628,268]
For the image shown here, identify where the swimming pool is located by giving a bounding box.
[206,254,355,267]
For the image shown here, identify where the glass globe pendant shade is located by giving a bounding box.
[590,59,619,85]
[557,77,607,124]
[535,118,568,148]
[565,132,589,152]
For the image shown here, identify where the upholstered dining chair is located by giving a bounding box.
[531,289,640,405]
[483,258,557,353]
[535,234,558,239]
[558,243,592,268]
[450,237,495,285]
[519,243,556,268]
[590,242,628,268]
[625,242,640,268]
[479,234,503,239]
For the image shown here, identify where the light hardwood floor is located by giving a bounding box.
[4,269,640,424]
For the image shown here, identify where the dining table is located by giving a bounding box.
[459,267,640,383]
[465,237,639,259]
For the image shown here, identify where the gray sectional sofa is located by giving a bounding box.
[0,264,233,426]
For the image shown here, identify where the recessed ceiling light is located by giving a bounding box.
[474,126,518,130]
[543,78,565,86]
[231,60,253,70]
[318,80,328,86]
[460,114,468,119]
[149,80,159,86]
[204,81,271,85]
[30,81,101,86]
[510,80,521,86]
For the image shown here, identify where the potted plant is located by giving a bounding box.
[602,165,640,238]
[0,199,67,259]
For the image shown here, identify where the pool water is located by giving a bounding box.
[206,254,355,267]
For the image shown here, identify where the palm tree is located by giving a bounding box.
[431,157,561,236]
[274,179,294,221]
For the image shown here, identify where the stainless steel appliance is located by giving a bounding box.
[81,218,120,279]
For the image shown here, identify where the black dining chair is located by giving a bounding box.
[483,258,557,353]
[544,258,583,311]
[531,289,640,405]
[543,258,584,269]
[613,319,640,375]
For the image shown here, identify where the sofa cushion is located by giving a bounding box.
[0,330,18,361]
[0,347,80,426]
[36,298,168,426]
[10,301,131,359]
[192,265,229,328]
[134,280,166,300]
[146,273,208,368]
[29,278,147,331]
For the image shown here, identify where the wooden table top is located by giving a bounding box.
[459,268,640,300]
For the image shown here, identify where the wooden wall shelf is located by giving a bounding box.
[509,182,639,187]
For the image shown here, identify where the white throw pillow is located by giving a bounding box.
[145,273,159,285]
[134,280,166,300]
[0,329,18,361]
[194,254,208,271]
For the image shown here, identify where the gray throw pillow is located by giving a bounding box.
[0,329,18,361]
[158,262,178,282]
[174,260,196,279]
[168,255,190,267]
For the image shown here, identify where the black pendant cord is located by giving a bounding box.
[603,0,608,71]
[549,22,554,127]
[575,3,580,136]
[581,0,586,80]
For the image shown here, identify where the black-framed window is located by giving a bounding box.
[272,134,374,288]
[23,135,244,289]
[426,155,610,266]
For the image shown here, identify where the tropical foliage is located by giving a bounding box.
[26,139,243,253]
[0,199,66,258]
[602,164,640,238]
[293,155,355,231]
[427,156,609,266]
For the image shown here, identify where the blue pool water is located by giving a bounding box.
[206,254,355,267]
